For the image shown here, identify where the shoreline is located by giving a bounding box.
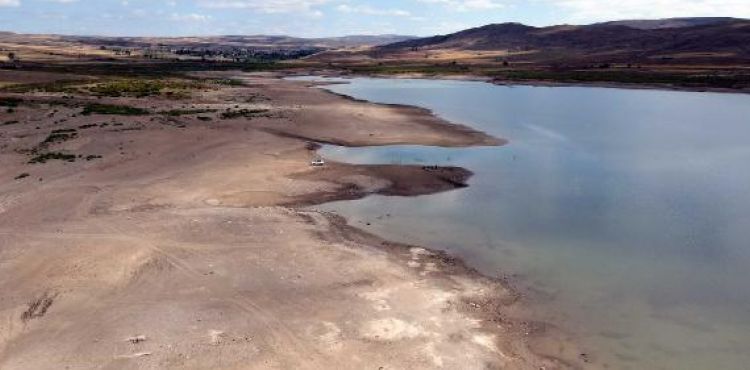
[0,71,584,368]
[286,69,750,95]
[278,78,505,148]
[281,76,591,367]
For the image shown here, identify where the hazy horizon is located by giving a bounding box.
[0,0,749,38]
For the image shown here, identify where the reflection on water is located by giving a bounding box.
[294,77,750,369]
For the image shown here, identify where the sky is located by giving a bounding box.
[1,0,749,37]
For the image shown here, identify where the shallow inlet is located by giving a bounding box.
[291,76,750,369]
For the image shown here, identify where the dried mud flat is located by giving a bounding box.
[0,71,584,369]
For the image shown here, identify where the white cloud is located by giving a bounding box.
[546,0,750,23]
[337,4,411,17]
[170,13,212,22]
[197,0,331,13]
[0,0,20,7]
[416,0,504,11]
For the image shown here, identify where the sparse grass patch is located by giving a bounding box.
[160,108,218,116]
[51,128,77,134]
[220,108,270,119]
[42,130,78,145]
[29,152,77,164]
[2,120,19,126]
[1,80,83,94]
[490,70,750,89]
[18,61,300,78]
[89,79,163,97]
[210,79,245,86]
[81,103,149,116]
[88,79,205,98]
[0,97,22,107]
[14,173,30,180]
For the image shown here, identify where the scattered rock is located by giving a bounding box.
[126,335,147,344]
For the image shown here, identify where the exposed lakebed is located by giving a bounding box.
[292,76,750,369]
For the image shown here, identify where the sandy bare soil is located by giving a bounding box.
[0,73,577,369]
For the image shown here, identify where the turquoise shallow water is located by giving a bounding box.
[291,77,750,369]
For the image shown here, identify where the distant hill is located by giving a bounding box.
[373,18,750,64]
[53,34,415,49]
[0,32,415,52]
[600,17,741,29]
[314,35,416,48]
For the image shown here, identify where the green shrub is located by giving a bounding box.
[0,97,22,107]
[160,108,217,116]
[29,152,77,164]
[42,131,78,145]
[220,108,269,119]
[88,79,205,97]
[51,128,77,134]
[89,79,164,97]
[81,104,149,116]
[211,79,245,86]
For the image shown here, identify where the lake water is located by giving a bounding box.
[292,77,750,369]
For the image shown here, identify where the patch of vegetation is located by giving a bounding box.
[85,155,102,161]
[78,123,98,129]
[343,62,750,90]
[19,61,303,79]
[88,79,204,98]
[490,70,750,89]
[89,79,164,97]
[81,103,149,116]
[240,62,300,73]
[14,173,30,180]
[29,151,77,164]
[42,130,78,145]
[0,97,22,107]
[197,116,212,122]
[21,292,56,322]
[113,126,144,131]
[220,108,270,119]
[1,80,83,94]
[51,128,77,134]
[2,120,19,126]
[160,108,218,116]
[210,78,245,86]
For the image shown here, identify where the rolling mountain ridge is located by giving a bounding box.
[374,17,750,64]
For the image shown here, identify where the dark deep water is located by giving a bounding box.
[291,77,750,369]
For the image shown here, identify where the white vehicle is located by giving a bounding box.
[310,158,325,167]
